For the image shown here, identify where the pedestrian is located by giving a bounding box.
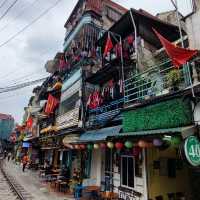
[7,152,12,162]
[22,153,29,172]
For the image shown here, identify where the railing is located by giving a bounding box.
[124,60,192,105]
[87,98,124,127]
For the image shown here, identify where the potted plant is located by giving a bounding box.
[166,69,181,92]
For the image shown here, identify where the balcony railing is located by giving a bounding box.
[124,60,192,105]
[87,98,124,127]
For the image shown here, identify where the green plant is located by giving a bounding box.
[166,69,181,87]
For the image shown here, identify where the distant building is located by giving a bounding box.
[184,0,200,49]
[0,113,14,140]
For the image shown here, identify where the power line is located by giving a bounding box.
[0,73,47,87]
[0,0,62,48]
[0,0,19,22]
[0,0,40,33]
[0,0,8,9]
[0,76,47,93]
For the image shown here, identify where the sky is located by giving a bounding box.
[0,0,193,123]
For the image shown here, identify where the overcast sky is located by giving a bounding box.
[0,0,193,123]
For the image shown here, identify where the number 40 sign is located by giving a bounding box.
[184,136,200,167]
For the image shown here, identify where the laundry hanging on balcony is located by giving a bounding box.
[26,117,33,129]
[45,94,59,114]
[153,28,198,67]
[103,32,114,57]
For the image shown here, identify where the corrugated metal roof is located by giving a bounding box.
[79,125,122,142]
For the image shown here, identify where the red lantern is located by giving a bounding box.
[100,143,106,149]
[80,144,86,149]
[115,142,124,150]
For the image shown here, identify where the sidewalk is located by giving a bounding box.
[3,160,74,200]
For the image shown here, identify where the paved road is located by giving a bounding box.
[0,169,19,200]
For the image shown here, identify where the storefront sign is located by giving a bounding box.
[184,136,200,166]
[118,187,142,200]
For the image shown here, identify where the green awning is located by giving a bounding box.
[117,126,195,138]
[79,126,122,142]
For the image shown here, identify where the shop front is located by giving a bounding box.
[122,96,200,200]
[39,136,62,168]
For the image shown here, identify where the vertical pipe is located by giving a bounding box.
[129,10,138,73]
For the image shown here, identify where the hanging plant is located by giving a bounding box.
[166,69,181,91]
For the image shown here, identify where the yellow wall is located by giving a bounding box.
[147,147,189,200]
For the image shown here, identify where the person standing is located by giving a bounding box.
[22,154,29,172]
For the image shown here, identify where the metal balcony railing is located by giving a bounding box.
[124,60,192,105]
[88,98,124,127]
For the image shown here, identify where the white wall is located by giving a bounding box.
[186,8,200,49]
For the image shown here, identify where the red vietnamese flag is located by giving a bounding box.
[103,32,113,57]
[26,117,33,128]
[45,94,59,114]
[153,28,198,68]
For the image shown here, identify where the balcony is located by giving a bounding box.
[124,60,192,106]
[87,98,124,128]
[63,15,92,50]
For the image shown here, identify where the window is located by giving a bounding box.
[121,156,134,188]
[58,92,79,115]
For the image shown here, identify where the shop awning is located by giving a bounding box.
[116,126,195,138]
[79,125,122,142]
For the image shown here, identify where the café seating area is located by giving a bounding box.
[38,167,118,200]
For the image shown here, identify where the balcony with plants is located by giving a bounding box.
[124,59,194,107]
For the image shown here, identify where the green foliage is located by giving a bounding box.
[123,98,192,132]
[166,69,181,87]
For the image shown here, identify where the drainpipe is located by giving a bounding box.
[129,9,138,73]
